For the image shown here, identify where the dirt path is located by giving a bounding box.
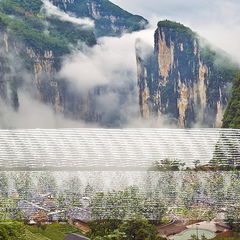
[157,220,188,237]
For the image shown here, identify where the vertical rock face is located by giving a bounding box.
[26,47,100,122]
[137,20,239,128]
[51,0,148,37]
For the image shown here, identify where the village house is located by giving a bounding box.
[67,207,91,232]
[28,195,53,205]
[63,199,71,208]
[28,190,37,196]
[192,192,215,208]
[47,210,67,222]
[18,200,49,222]
[17,200,67,224]
[9,188,18,198]
[41,202,57,209]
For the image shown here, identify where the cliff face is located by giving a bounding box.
[51,0,148,37]
[137,20,240,128]
[0,0,138,127]
[0,32,100,122]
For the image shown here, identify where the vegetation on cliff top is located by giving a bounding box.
[150,20,240,127]
[0,0,96,55]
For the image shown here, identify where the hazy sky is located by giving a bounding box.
[111,0,240,63]
[0,0,236,191]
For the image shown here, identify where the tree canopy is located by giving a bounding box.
[88,186,166,239]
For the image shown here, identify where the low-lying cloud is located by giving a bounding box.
[59,28,154,92]
[0,93,217,189]
[41,0,94,27]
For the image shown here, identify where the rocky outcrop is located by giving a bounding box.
[137,20,240,128]
[51,0,148,37]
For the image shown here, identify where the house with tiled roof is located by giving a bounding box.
[18,200,49,222]
[66,207,91,232]
[9,188,18,198]
[28,195,53,205]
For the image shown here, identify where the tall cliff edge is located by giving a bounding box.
[137,20,240,128]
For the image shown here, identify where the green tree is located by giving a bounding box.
[37,172,57,195]
[94,229,127,240]
[119,211,158,240]
[163,186,178,203]
[8,204,21,219]
[181,182,187,192]
[209,175,230,206]
[192,181,210,196]
[17,187,25,198]
[36,221,41,232]
[183,191,194,208]
[65,176,81,194]
[153,179,162,190]
[0,170,7,182]
[71,193,82,208]
[56,192,65,209]
[0,172,8,198]
[153,158,185,171]
[24,180,29,190]
[85,183,93,195]
[88,185,143,238]
[192,159,201,168]
[143,199,166,225]
[31,183,36,190]
[40,224,47,235]
[0,221,25,239]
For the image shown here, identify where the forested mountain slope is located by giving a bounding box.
[210,74,240,178]
[51,0,148,37]
[0,0,146,127]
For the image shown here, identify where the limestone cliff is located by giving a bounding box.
[0,31,100,122]
[51,0,148,37]
[0,0,137,127]
[137,20,240,128]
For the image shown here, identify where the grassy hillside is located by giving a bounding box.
[23,223,86,240]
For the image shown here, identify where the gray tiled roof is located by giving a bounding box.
[28,195,47,203]
[192,192,215,204]
[28,190,36,195]
[63,199,71,206]
[67,207,91,223]
[18,200,49,218]
[63,233,90,240]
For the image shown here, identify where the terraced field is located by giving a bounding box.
[23,223,87,240]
